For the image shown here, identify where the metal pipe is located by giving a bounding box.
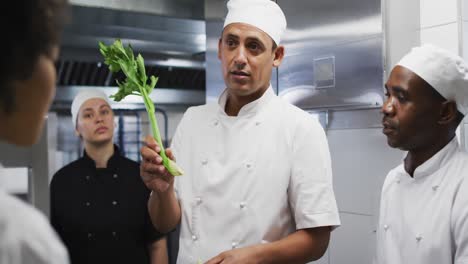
[118,113,125,155]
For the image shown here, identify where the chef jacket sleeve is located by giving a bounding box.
[453,177,468,263]
[288,117,341,230]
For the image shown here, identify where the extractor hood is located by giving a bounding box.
[53,3,207,109]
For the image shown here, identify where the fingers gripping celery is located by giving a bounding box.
[99,39,184,176]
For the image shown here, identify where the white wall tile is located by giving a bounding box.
[463,0,468,22]
[327,128,402,215]
[420,22,460,54]
[463,21,468,59]
[0,167,28,194]
[385,0,421,74]
[328,213,375,264]
[420,0,458,28]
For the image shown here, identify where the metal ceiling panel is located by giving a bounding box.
[62,6,206,61]
[55,5,206,106]
[70,0,204,20]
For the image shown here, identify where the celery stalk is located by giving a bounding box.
[98,39,184,176]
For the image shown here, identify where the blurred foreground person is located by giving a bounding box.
[0,0,69,263]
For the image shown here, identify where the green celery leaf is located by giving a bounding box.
[136,54,147,85]
[98,39,184,176]
[148,75,158,94]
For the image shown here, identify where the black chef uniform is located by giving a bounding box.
[50,145,164,264]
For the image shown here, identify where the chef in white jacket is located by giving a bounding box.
[376,44,468,264]
[140,0,341,263]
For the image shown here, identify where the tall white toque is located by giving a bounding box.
[223,0,287,45]
[397,44,468,115]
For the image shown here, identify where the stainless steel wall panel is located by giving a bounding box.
[277,0,384,110]
[279,37,384,109]
[384,0,420,77]
[206,20,226,102]
[205,0,227,20]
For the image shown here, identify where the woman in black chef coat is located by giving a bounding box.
[50,89,168,264]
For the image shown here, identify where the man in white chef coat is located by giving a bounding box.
[376,44,468,264]
[140,0,341,263]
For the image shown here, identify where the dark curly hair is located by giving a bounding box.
[0,0,68,113]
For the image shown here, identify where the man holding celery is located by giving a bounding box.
[140,0,340,263]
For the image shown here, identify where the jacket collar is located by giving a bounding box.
[81,144,121,170]
[217,85,275,118]
[396,137,459,179]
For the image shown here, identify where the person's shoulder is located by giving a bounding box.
[176,103,218,128]
[186,103,218,117]
[451,150,468,186]
[273,98,325,140]
[115,154,148,187]
[0,192,68,263]
[387,163,404,175]
[380,164,404,194]
[274,97,321,127]
[453,149,468,169]
[267,97,326,147]
[51,158,83,184]
[0,192,53,233]
[56,157,86,173]
[450,151,468,222]
[118,155,139,168]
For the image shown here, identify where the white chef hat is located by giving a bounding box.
[71,89,111,128]
[223,0,287,45]
[397,44,468,115]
